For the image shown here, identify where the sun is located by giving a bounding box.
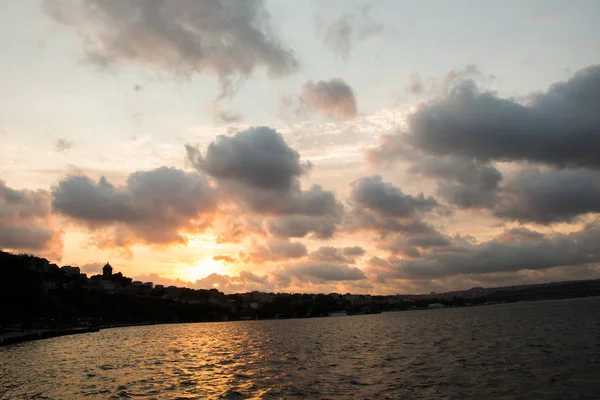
[182,257,227,282]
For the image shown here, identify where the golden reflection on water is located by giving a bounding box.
[1,297,600,399]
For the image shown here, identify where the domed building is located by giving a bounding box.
[102,262,113,278]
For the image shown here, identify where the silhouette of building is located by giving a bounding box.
[61,266,80,277]
[102,262,113,278]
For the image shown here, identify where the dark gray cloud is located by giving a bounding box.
[345,175,447,260]
[376,229,453,258]
[350,175,438,218]
[236,182,342,217]
[267,213,341,239]
[288,262,367,282]
[43,0,298,94]
[342,246,366,257]
[309,246,365,264]
[407,65,600,169]
[240,239,308,263]
[0,225,57,253]
[367,65,600,224]
[299,78,357,120]
[494,168,600,224]
[316,6,383,59]
[409,156,503,209]
[346,210,437,237]
[369,222,600,280]
[52,167,217,246]
[54,138,73,152]
[189,127,344,239]
[493,227,545,243]
[408,232,453,248]
[187,126,308,191]
[345,175,454,262]
[0,181,62,257]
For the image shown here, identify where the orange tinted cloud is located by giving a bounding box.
[52,167,218,248]
[0,180,63,260]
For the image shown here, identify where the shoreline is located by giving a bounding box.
[2,296,598,347]
[0,327,100,347]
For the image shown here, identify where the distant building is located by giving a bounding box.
[102,262,113,278]
[61,266,80,277]
[29,258,49,272]
[164,286,183,299]
[86,279,116,293]
[129,281,153,295]
[43,280,59,291]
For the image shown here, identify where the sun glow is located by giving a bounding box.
[182,257,227,282]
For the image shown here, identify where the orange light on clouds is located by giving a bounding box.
[181,256,228,282]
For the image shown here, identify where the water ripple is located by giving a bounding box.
[1,297,599,399]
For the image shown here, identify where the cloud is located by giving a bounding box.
[377,229,453,259]
[369,222,600,280]
[365,133,413,167]
[79,262,103,274]
[213,255,236,263]
[316,6,383,59]
[134,271,272,293]
[299,78,357,120]
[229,181,341,217]
[136,263,368,293]
[55,138,74,152]
[52,167,217,246]
[209,181,344,239]
[309,246,365,264]
[350,175,438,219]
[205,102,243,125]
[187,126,308,191]
[346,208,439,238]
[345,175,452,261]
[407,65,600,169]
[409,156,503,209]
[367,65,600,225]
[213,109,243,125]
[343,246,366,256]
[405,73,424,95]
[267,213,341,239]
[240,239,308,263]
[493,168,600,224]
[345,175,442,242]
[0,181,63,258]
[188,127,344,239]
[214,216,266,244]
[287,262,367,282]
[43,0,298,94]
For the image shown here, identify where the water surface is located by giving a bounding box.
[1,297,599,399]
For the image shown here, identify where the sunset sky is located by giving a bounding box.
[2,0,600,294]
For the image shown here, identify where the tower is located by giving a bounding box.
[102,262,113,278]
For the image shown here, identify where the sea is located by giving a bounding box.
[1,297,599,399]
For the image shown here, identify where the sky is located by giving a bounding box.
[2,0,600,295]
